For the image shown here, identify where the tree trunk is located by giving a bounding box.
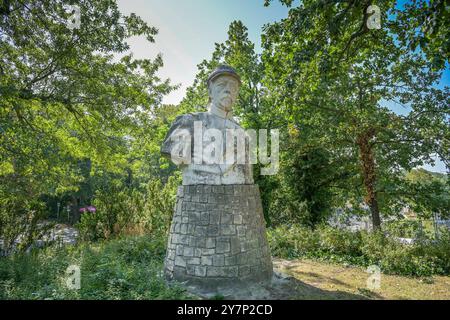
[357,130,381,230]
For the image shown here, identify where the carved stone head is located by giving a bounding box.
[207,65,241,113]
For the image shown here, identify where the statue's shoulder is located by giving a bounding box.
[170,113,194,127]
[173,110,208,122]
[228,117,241,127]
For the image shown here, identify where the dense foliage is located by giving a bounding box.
[77,175,180,241]
[262,0,449,229]
[0,0,178,250]
[268,225,450,276]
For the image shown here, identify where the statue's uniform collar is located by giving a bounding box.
[208,105,233,120]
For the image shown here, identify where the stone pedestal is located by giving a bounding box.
[164,184,273,289]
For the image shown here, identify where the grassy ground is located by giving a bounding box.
[273,258,450,300]
[1,235,449,300]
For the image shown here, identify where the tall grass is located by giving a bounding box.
[0,235,190,300]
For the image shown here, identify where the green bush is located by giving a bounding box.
[0,194,51,254]
[383,219,429,239]
[0,235,190,300]
[77,176,179,241]
[267,224,319,257]
[268,225,450,276]
[265,145,334,228]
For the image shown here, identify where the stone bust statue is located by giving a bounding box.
[161,65,254,185]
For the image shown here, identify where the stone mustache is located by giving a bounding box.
[161,65,273,289]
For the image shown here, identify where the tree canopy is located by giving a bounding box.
[261,0,449,228]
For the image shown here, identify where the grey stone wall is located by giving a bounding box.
[164,184,273,289]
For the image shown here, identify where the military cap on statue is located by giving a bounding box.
[206,64,242,87]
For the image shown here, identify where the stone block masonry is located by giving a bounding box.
[164,184,273,289]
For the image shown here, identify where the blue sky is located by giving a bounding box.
[117,0,448,173]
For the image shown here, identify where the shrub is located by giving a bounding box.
[383,219,430,239]
[0,195,51,255]
[268,225,450,276]
[268,224,316,258]
[77,176,179,241]
[265,145,334,228]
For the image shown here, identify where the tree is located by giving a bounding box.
[0,0,174,247]
[270,142,335,227]
[402,169,449,219]
[262,0,449,229]
[395,0,449,70]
